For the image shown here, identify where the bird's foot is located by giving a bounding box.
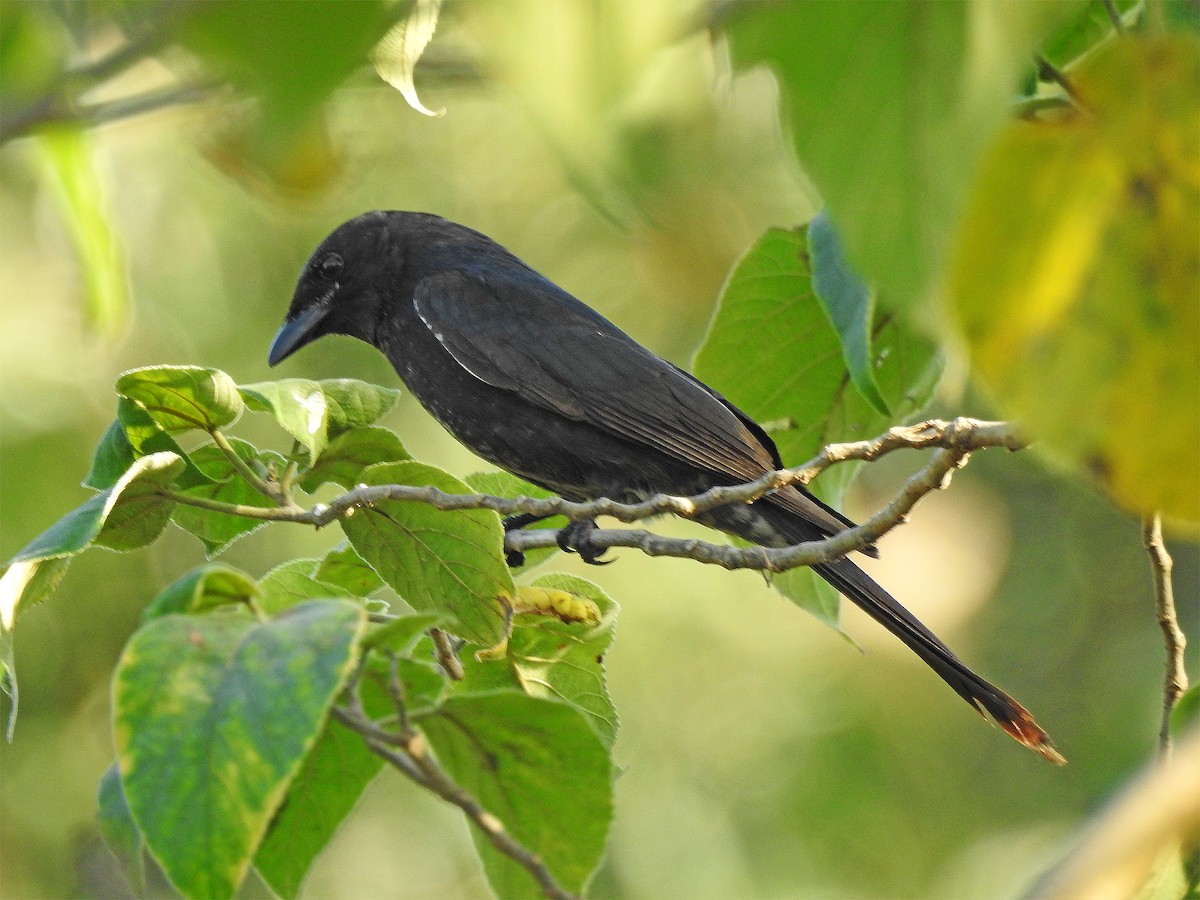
[556,518,612,566]
[502,513,549,568]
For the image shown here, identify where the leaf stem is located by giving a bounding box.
[208,427,290,506]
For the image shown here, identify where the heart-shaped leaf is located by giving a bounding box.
[113,600,365,899]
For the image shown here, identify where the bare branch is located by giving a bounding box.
[1142,513,1187,758]
[162,418,1024,574]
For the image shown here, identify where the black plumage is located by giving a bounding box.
[269,210,1063,763]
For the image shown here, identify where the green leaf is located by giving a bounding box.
[86,399,208,492]
[177,1,393,139]
[113,600,365,900]
[239,378,329,458]
[341,462,512,646]
[116,366,243,433]
[257,559,356,616]
[9,452,184,564]
[319,379,403,437]
[142,564,261,623]
[950,37,1200,528]
[1038,0,1139,69]
[460,575,619,747]
[723,1,1079,312]
[37,127,128,335]
[171,439,279,556]
[465,470,565,569]
[808,211,889,416]
[98,762,146,897]
[255,675,392,899]
[693,228,941,619]
[361,612,444,654]
[240,378,402,462]
[420,693,613,898]
[314,543,386,597]
[299,426,410,492]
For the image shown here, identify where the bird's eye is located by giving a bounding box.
[316,253,343,279]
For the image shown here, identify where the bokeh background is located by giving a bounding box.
[1,2,1197,897]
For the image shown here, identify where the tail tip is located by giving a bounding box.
[980,698,1067,765]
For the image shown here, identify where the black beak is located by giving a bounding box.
[268,303,328,366]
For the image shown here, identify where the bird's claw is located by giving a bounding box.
[556,518,612,566]
[502,513,547,569]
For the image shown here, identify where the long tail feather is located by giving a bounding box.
[816,556,1065,765]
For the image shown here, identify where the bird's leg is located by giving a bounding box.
[557,518,612,566]
[502,512,550,568]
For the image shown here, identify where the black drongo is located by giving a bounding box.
[270,210,1062,763]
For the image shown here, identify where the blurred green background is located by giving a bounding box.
[1,1,1196,897]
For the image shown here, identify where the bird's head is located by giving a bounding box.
[268,210,409,366]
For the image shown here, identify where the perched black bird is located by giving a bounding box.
[270,211,1063,763]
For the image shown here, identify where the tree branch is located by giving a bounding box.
[333,660,575,899]
[161,418,1023,574]
[1142,513,1187,759]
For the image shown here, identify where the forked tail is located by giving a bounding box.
[816,556,1065,764]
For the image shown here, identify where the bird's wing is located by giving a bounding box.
[414,269,780,481]
[413,269,855,539]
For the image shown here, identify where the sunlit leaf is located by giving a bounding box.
[86,399,208,492]
[372,0,446,118]
[342,462,512,646]
[0,556,70,739]
[113,600,365,899]
[951,36,1200,529]
[420,692,613,898]
[116,366,243,433]
[8,452,184,566]
[239,378,329,458]
[240,378,402,463]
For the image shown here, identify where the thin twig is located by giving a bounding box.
[334,665,575,899]
[1102,0,1128,32]
[1035,55,1086,108]
[429,628,465,681]
[208,427,288,506]
[1142,513,1187,758]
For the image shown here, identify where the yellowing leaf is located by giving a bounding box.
[508,585,601,626]
[951,36,1200,529]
